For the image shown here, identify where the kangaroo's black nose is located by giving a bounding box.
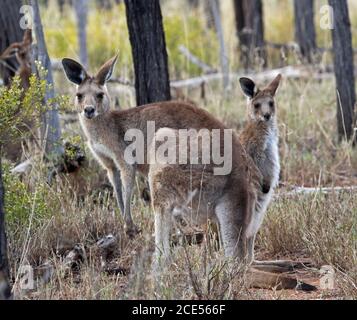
[264,114,271,121]
[84,106,95,118]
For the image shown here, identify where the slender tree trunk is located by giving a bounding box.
[294,0,317,63]
[124,0,171,106]
[329,0,356,141]
[0,150,11,300]
[203,0,216,30]
[31,0,64,158]
[233,0,266,70]
[187,0,199,9]
[208,0,229,90]
[0,0,24,86]
[74,0,88,68]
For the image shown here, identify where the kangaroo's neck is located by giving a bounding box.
[243,118,278,154]
[79,113,114,143]
[241,117,280,194]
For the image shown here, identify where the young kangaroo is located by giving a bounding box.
[61,56,255,239]
[239,75,281,253]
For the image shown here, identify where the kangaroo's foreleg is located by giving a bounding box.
[215,203,246,260]
[97,153,138,237]
[107,167,124,214]
[95,152,125,214]
[119,164,140,237]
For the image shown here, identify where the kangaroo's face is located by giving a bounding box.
[239,74,282,123]
[62,56,117,119]
[74,80,111,119]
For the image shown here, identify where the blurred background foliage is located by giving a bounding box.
[40,0,357,79]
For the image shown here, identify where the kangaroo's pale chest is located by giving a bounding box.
[90,142,115,160]
[246,127,280,238]
[79,116,117,165]
[261,131,280,188]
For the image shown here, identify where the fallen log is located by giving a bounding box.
[178,45,216,74]
[276,185,357,198]
[170,66,334,89]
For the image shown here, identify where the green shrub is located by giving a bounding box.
[2,164,57,228]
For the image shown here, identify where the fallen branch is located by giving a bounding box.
[266,41,357,54]
[170,66,333,89]
[276,186,357,198]
[96,234,118,269]
[11,158,32,174]
[108,77,134,86]
[178,45,216,74]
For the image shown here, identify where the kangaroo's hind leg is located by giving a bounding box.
[215,199,247,261]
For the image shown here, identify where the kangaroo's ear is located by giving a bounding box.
[265,74,282,96]
[62,58,88,85]
[95,55,118,85]
[239,77,257,99]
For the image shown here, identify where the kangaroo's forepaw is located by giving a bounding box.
[262,183,270,194]
[125,225,141,239]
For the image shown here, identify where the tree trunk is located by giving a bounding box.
[187,0,199,9]
[74,0,89,68]
[124,0,171,106]
[31,0,64,158]
[233,0,266,70]
[294,0,317,63]
[203,0,216,30]
[208,0,229,90]
[0,0,24,86]
[0,150,11,300]
[329,0,356,141]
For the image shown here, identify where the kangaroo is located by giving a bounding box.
[0,29,32,90]
[148,76,316,291]
[61,56,254,239]
[238,75,281,257]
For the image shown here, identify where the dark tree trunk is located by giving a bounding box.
[329,0,356,141]
[294,0,317,63]
[0,150,11,300]
[124,0,171,106]
[0,0,24,86]
[233,0,266,70]
[31,0,64,157]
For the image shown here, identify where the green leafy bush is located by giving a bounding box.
[0,75,46,141]
[2,164,57,228]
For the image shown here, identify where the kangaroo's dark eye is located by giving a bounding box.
[76,93,83,101]
[254,103,261,109]
[96,92,104,100]
[269,101,274,108]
